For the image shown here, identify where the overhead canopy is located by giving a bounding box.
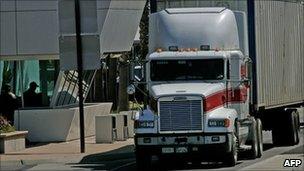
[0,0,58,57]
[98,0,146,53]
[0,0,145,61]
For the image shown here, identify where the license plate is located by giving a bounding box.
[176,147,188,153]
[162,147,174,154]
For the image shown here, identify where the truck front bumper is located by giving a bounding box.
[135,133,233,160]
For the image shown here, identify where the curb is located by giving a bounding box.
[0,155,84,167]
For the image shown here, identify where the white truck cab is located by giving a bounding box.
[134,7,263,168]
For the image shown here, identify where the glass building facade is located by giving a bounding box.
[0,59,60,107]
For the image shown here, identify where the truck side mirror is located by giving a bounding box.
[127,84,136,95]
[130,61,145,83]
[243,78,251,87]
[244,57,253,80]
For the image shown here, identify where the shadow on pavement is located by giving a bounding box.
[68,142,280,171]
[150,160,242,171]
[263,143,275,151]
[25,140,51,148]
[68,145,135,170]
[68,144,243,171]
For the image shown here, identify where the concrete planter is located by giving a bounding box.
[0,131,28,153]
[14,103,112,142]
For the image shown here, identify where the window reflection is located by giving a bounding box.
[0,60,59,108]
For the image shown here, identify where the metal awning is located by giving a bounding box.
[99,0,146,53]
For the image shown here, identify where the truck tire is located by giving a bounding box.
[256,118,263,158]
[224,134,238,166]
[287,111,299,145]
[136,150,151,170]
[249,118,258,159]
[295,111,300,130]
[272,110,299,146]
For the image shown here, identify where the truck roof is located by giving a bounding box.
[165,7,226,14]
[149,7,240,53]
[147,51,228,60]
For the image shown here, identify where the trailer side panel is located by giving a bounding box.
[151,0,304,109]
[254,1,304,109]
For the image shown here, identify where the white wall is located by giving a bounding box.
[0,0,145,58]
[14,103,112,142]
[0,0,59,56]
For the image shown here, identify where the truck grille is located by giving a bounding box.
[159,100,202,132]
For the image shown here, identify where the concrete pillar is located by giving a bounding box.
[120,111,135,138]
[95,115,117,143]
[115,113,128,141]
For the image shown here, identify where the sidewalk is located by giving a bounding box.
[0,136,134,170]
[241,154,304,171]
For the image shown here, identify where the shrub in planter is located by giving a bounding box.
[0,115,28,153]
[0,116,15,134]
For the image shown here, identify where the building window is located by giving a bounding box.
[0,59,59,108]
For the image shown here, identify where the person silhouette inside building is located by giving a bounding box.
[23,81,42,107]
[0,84,18,124]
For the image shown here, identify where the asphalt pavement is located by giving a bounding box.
[0,129,303,171]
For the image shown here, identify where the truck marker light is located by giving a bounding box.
[200,45,210,51]
[169,46,178,51]
[224,118,230,127]
[156,48,162,53]
[191,48,198,52]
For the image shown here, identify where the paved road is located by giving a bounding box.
[66,129,303,171]
[1,129,302,171]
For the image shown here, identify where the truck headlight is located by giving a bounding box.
[135,120,155,128]
[208,119,230,127]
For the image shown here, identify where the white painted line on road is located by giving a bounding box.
[111,161,136,171]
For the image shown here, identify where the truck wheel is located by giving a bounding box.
[249,118,258,159]
[272,110,299,146]
[136,150,151,170]
[224,134,238,166]
[287,111,299,145]
[256,118,263,158]
[295,111,300,130]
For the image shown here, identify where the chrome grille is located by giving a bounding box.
[159,100,202,132]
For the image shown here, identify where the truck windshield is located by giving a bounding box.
[150,59,224,81]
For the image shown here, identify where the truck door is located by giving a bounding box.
[227,53,249,120]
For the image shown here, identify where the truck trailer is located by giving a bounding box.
[132,1,304,169]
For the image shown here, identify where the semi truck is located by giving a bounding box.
[132,2,304,169]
